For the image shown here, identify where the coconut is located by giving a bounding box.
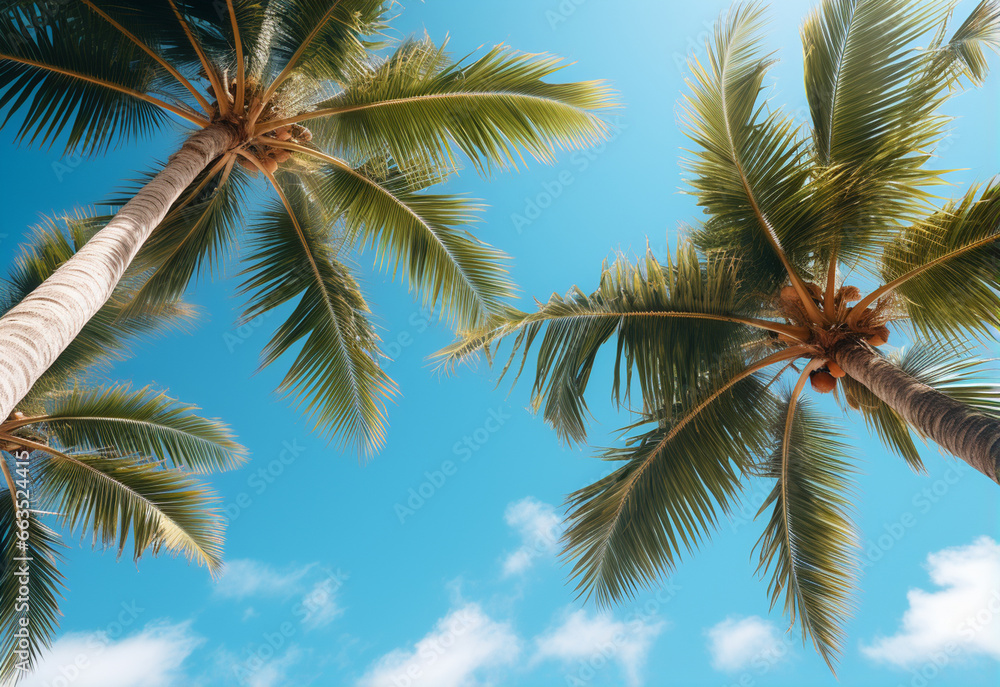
[275,127,293,141]
[262,158,279,174]
[826,361,847,378]
[237,156,258,174]
[299,128,312,142]
[810,370,837,394]
[867,326,890,347]
[805,282,823,301]
[273,149,292,164]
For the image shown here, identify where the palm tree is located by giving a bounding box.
[439,0,1000,669]
[0,0,613,454]
[0,216,246,681]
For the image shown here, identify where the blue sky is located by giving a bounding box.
[3,0,1000,685]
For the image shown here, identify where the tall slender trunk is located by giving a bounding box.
[836,340,1000,484]
[0,124,235,422]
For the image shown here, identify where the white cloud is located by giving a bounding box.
[21,622,199,687]
[215,559,313,599]
[863,536,1000,668]
[533,608,665,687]
[300,578,344,630]
[501,498,561,577]
[356,604,520,687]
[706,616,787,673]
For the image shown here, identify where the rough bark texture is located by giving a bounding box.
[836,340,1000,484]
[0,124,235,422]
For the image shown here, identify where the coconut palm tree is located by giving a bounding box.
[0,215,246,681]
[439,0,1000,668]
[0,0,613,455]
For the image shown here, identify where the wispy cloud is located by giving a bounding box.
[863,536,1000,667]
[21,622,199,687]
[533,608,665,686]
[501,497,561,576]
[356,604,520,687]
[705,616,787,673]
[215,559,314,599]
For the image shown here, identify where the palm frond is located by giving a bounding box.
[803,0,999,271]
[297,152,515,329]
[439,245,782,445]
[755,394,858,671]
[876,182,1000,340]
[239,176,396,456]
[32,448,224,571]
[0,469,63,683]
[253,0,387,93]
[683,3,819,299]
[295,38,614,174]
[563,356,781,606]
[16,384,246,473]
[0,1,200,152]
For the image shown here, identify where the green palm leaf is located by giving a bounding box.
[755,395,859,670]
[878,182,1000,341]
[683,3,818,294]
[14,384,246,474]
[802,0,998,272]
[32,448,225,571]
[564,356,780,605]
[304,37,615,174]
[439,245,779,443]
[302,156,515,329]
[239,177,396,456]
[0,1,186,153]
[0,476,63,683]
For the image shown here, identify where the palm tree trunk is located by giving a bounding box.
[0,124,235,422]
[835,340,1000,484]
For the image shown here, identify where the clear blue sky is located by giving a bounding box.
[3,1,1000,685]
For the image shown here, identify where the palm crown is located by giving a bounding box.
[441,0,1000,669]
[0,216,245,682]
[0,0,614,454]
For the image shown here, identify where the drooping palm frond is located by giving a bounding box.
[239,177,395,456]
[295,38,615,174]
[683,3,820,302]
[0,1,203,152]
[0,476,63,683]
[31,448,225,571]
[755,393,858,671]
[871,182,1000,340]
[438,245,796,444]
[563,355,781,606]
[10,384,246,473]
[299,152,515,329]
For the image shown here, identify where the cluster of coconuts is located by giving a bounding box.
[237,122,312,175]
[775,282,892,395]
